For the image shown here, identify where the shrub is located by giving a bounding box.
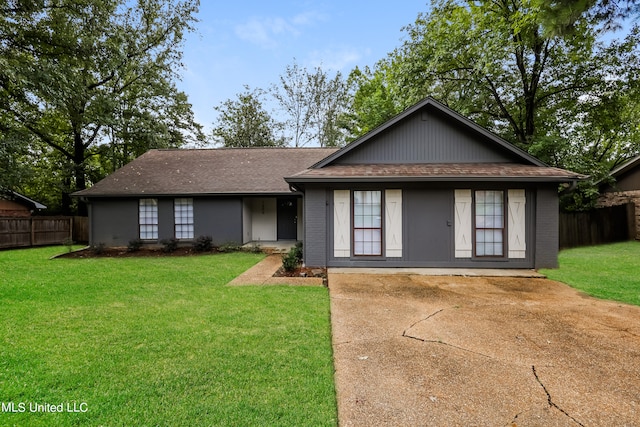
[218,241,241,253]
[282,250,299,272]
[248,242,263,253]
[292,241,303,263]
[282,243,303,272]
[160,238,178,253]
[62,237,74,253]
[193,235,213,252]
[127,238,143,252]
[91,242,106,255]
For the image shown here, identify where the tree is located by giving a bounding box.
[309,68,350,147]
[533,0,640,35]
[0,126,33,194]
[211,86,285,147]
[347,0,640,210]
[351,1,640,162]
[0,0,202,214]
[271,60,349,147]
[344,65,407,139]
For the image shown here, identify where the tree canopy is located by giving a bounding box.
[0,0,203,214]
[347,0,640,208]
[212,86,285,147]
[271,60,349,147]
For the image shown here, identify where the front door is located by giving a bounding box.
[277,197,298,240]
[405,189,453,263]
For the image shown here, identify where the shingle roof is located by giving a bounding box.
[73,148,339,197]
[2,191,47,210]
[286,163,585,183]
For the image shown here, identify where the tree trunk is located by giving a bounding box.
[73,130,88,216]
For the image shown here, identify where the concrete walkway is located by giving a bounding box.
[227,254,323,286]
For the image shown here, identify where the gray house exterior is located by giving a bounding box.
[74,148,337,247]
[286,98,583,269]
[74,97,582,269]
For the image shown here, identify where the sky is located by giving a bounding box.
[176,1,429,134]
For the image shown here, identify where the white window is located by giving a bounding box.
[139,199,158,240]
[174,198,194,239]
[353,190,382,256]
[475,190,504,257]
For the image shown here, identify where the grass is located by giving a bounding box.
[0,247,337,426]
[541,241,640,306]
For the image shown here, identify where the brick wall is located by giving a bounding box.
[597,190,640,240]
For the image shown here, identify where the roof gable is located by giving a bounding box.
[1,191,47,210]
[314,97,546,168]
[607,154,640,192]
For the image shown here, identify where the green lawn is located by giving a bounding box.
[541,241,640,306]
[0,247,337,426]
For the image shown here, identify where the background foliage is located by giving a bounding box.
[2,0,638,213]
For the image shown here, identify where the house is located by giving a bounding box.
[597,154,640,240]
[73,148,338,247]
[74,97,583,268]
[0,191,47,217]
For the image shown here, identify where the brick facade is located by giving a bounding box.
[597,190,640,240]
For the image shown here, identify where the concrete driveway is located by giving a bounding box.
[329,272,640,426]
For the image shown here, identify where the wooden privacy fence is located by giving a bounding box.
[0,216,88,249]
[559,203,635,249]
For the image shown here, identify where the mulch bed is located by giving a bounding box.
[58,247,328,280]
[273,266,327,278]
[57,246,220,258]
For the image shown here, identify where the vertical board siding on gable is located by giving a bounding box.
[385,189,402,257]
[334,112,515,165]
[304,188,328,267]
[333,190,351,257]
[611,163,640,192]
[508,189,527,258]
[454,189,473,258]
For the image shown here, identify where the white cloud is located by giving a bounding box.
[291,10,326,26]
[234,11,324,49]
[306,46,367,72]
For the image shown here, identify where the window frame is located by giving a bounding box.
[174,198,194,240]
[473,190,506,258]
[352,190,383,257]
[139,198,158,240]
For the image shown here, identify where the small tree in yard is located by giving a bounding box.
[212,86,285,147]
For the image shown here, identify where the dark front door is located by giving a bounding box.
[405,189,453,263]
[277,197,298,240]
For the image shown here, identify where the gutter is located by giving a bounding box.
[285,175,585,184]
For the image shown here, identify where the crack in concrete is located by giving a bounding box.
[402,308,494,358]
[594,320,640,338]
[404,308,445,333]
[532,365,585,427]
[402,333,495,359]
[507,407,535,427]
